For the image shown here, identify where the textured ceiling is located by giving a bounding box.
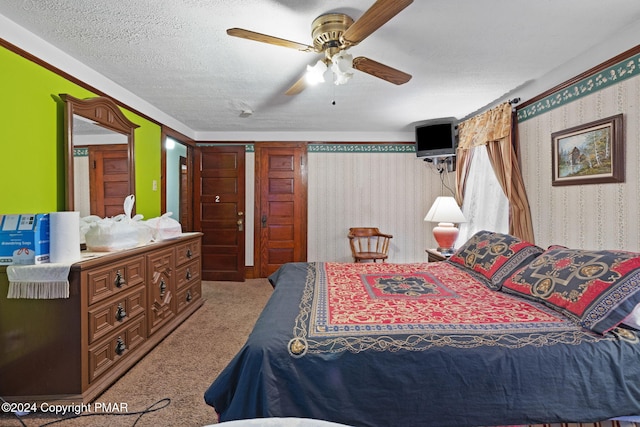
[1,1,640,140]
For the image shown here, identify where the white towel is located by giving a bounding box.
[6,263,71,299]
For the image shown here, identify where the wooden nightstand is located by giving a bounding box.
[426,248,449,262]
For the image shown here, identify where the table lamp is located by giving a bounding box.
[424,196,466,255]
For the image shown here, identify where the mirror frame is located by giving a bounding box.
[61,94,139,212]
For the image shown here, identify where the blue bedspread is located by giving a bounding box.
[204,262,640,427]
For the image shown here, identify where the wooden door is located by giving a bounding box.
[255,143,308,277]
[194,145,245,281]
[89,145,131,217]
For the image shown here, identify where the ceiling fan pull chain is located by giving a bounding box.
[332,82,336,106]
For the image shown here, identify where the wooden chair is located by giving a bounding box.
[348,227,393,263]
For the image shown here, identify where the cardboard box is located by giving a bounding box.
[0,214,50,265]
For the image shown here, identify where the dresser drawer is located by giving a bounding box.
[147,248,175,336]
[88,315,146,384]
[175,238,200,266]
[176,281,201,314]
[86,256,145,305]
[175,258,200,291]
[88,285,146,345]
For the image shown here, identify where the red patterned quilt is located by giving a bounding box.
[289,261,608,356]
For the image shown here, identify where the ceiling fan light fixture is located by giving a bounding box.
[305,60,327,85]
[331,51,353,85]
[227,1,413,95]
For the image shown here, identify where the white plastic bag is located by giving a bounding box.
[79,215,102,244]
[84,195,153,251]
[145,212,182,241]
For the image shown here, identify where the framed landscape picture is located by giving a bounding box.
[551,114,624,186]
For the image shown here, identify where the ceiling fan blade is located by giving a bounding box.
[341,0,413,46]
[227,28,315,52]
[285,74,308,96]
[352,57,412,85]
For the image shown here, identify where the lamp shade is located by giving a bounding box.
[305,60,327,85]
[424,196,466,255]
[424,196,466,224]
[331,51,354,85]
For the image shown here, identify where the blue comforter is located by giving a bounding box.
[204,262,640,427]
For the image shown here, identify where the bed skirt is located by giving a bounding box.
[524,422,638,427]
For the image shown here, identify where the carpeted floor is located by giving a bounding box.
[0,279,274,427]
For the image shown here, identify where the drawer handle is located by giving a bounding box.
[114,271,126,288]
[186,269,192,280]
[115,337,126,356]
[159,279,166,297]
[186,290,192,302]
[186,249,192,259]
[115,304,127,322]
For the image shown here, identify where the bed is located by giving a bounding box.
[204,231,640,427]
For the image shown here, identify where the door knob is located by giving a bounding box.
[261,215,267,228]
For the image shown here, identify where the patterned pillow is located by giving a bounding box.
[502,248,640,334]
[448,230,543,290]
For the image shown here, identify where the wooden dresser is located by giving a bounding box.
[0,233,202,403]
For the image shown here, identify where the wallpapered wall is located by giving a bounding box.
[307,148,449,263]
[518,54,640,251]
[242,145,450,265]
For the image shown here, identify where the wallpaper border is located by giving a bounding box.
[308,143,414,153]
[517,51,640,122]
[197,143,254,152]
[197,143,415,153]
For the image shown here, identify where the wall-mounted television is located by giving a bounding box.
[415,118,457,159]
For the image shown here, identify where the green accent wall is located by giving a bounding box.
[0,45,161,217]
[124,109,161,217]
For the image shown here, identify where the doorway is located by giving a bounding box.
[163,136,191,229]
[194,145,246,281]
[254,142,308,277]
[179,156,189,227]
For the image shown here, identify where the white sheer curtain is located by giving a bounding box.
[456,145,509,246]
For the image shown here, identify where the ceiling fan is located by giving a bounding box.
[226,0,413,95]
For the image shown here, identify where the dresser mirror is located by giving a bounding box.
[61,94,139,217]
